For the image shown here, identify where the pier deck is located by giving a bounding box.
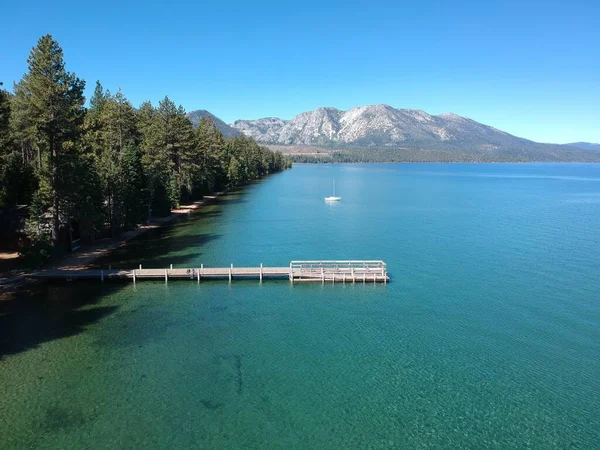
[30,260,389,284]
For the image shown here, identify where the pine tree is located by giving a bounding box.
[140,97,197,210]
[89,88,140,236]
[171,108,197,202]
[138,101,172,219]
[3,34,291,261]
[195,117,227,193]
[89,80,107,112]
[227,155,242,187]
[12,35,86,246]
[120,145,148,228]
[0,82,11,153]
[84,81,108,157]
[1,82,39,208]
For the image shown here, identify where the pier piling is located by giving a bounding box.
[31,261,389,284]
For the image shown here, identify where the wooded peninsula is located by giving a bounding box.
[0,35,291,264]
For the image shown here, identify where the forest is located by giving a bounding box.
[0,35,291,262]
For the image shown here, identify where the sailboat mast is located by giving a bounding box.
[333,179,335,197]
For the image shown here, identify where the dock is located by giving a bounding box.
[30,260,389,284]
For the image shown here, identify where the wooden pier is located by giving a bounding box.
[30,260,389,284]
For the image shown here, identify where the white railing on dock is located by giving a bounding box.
[289,260,388,284]
[291,260,386,269]
[31,260,389,284]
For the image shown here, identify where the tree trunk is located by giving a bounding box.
[51,136,59,247]
[146,179,153,224]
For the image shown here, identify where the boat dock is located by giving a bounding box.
[30,260,389,284]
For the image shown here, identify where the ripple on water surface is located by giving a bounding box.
[1,163,599,449]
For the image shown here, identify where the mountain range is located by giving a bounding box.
[187,105,600,162]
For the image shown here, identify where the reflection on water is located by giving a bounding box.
[1,164,599,449]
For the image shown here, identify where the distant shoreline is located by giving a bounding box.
[264,143,600,164]
[290,161,600,165]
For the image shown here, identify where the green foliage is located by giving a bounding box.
[18,238,54,268]
[0,84,12,153]
[289,145,600,163]
[224,135,291,187]
[138,97,204,214]
[2,34,291,263]
[120,145,148,228]
[85,85,141,236]
[196,116,226,193]
[1,87,38,207]
[25,182,52,245]
[227,156,242,187]
[11,34,87,245]
[58,151,103,240]
[0,152,37,206]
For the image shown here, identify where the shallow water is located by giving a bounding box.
[1,163,599,449]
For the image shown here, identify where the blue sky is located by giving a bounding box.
[1,0,599,144]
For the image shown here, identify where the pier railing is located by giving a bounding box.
[30,260,389,284]
[290,260,386,270]
[290,260,387,283]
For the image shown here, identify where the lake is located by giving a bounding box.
[1,163,599,449]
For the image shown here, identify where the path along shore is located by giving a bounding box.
[0,194,223,295]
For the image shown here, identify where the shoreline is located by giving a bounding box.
[290,161,600,165]
[0,193,225,296]
[50,194,224,271]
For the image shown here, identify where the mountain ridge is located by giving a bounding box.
[230,104,534,149]
[186,109,241,138]
[186,105,600,162]
[565,142,600,152]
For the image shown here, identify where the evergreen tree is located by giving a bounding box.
[172,110,197,203]
[12,35,86,246]
[138,101,172,218]
[0,82,11,153]
[141,97,196,210]
[84,81,108,156]
[120,145,148,228]
[1,82,39,207]
[88,88,140,236]
[195,117,227,193]
[89,80,107,111]
[2,34,292,261]
[0,152,36,207]
[227,155,242,187]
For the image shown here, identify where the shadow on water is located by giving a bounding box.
[0,281,121,362]
[0,193,236,361]
[90,205,223,270]
[215,197,248,205]
[92,230,222,269]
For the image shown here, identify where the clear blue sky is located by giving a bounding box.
[1,0,599,144]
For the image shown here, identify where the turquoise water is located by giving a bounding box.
[1,163,599,449]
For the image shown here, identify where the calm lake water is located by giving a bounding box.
[1,163,599,449]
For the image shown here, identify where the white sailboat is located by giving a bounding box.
[325,179,341,202]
